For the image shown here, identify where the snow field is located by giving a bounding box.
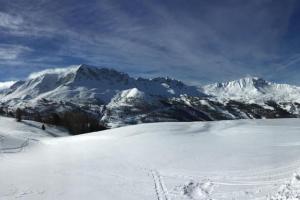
[1,117,300,199]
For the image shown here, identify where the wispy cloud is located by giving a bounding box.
[0,81,16,90]
[28,65,79,79]
[0,44,32,60]
[0,0,299,84]
[0,12,23,30]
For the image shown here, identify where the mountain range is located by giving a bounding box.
[1,64,300,127]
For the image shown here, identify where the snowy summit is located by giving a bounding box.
[203,76,300,103]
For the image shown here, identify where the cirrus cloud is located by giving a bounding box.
[0,0,299,85]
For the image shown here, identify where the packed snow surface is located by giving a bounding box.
[1,117,300,199]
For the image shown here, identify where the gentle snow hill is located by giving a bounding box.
[202,76,300,103]
[1,116,300,199]
[0,117,68,154]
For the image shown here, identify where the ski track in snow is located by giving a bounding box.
[145,165,300,200]
[0,139,29,153]
[144,158,300,199]
[151,169,171,200]
[158,169,295,199]
[0,135,40,154]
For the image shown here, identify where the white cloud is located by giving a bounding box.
[0,81,16,90]
[0,44,32,60]
[0,0,298,85]
[28,65,80,79]
[0,12,23,30]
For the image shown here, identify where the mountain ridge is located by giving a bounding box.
[1,64,203,105]
[1,64,300,128]
[202,76,300,103]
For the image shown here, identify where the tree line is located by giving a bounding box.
[11,108,107,135]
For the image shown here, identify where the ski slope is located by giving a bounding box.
[1,117,300,199]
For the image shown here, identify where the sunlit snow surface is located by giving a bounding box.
[1,117,300,199]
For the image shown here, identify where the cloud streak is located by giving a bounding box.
[0,81,16,90]
[0,12,23,30]
[0,0,299,85]
[28,65,79,79]
[0,44,32,60]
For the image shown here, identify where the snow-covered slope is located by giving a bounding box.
[203,76,300,103]
[1,117,300,199]
[0,117,68,154]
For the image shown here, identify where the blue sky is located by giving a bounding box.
[0,0,299,85]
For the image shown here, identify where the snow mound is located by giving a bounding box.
[182,180,214,200]
[268,173,300,200]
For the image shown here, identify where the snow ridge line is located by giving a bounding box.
[151,170,171,200]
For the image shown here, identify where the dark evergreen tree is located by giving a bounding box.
[61,111,107,135]
[51,113,61,125]
[15,108,23,122]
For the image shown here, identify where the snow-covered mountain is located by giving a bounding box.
[1,65,300,127]
[0,64,202,107]
[202,76,300,103]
